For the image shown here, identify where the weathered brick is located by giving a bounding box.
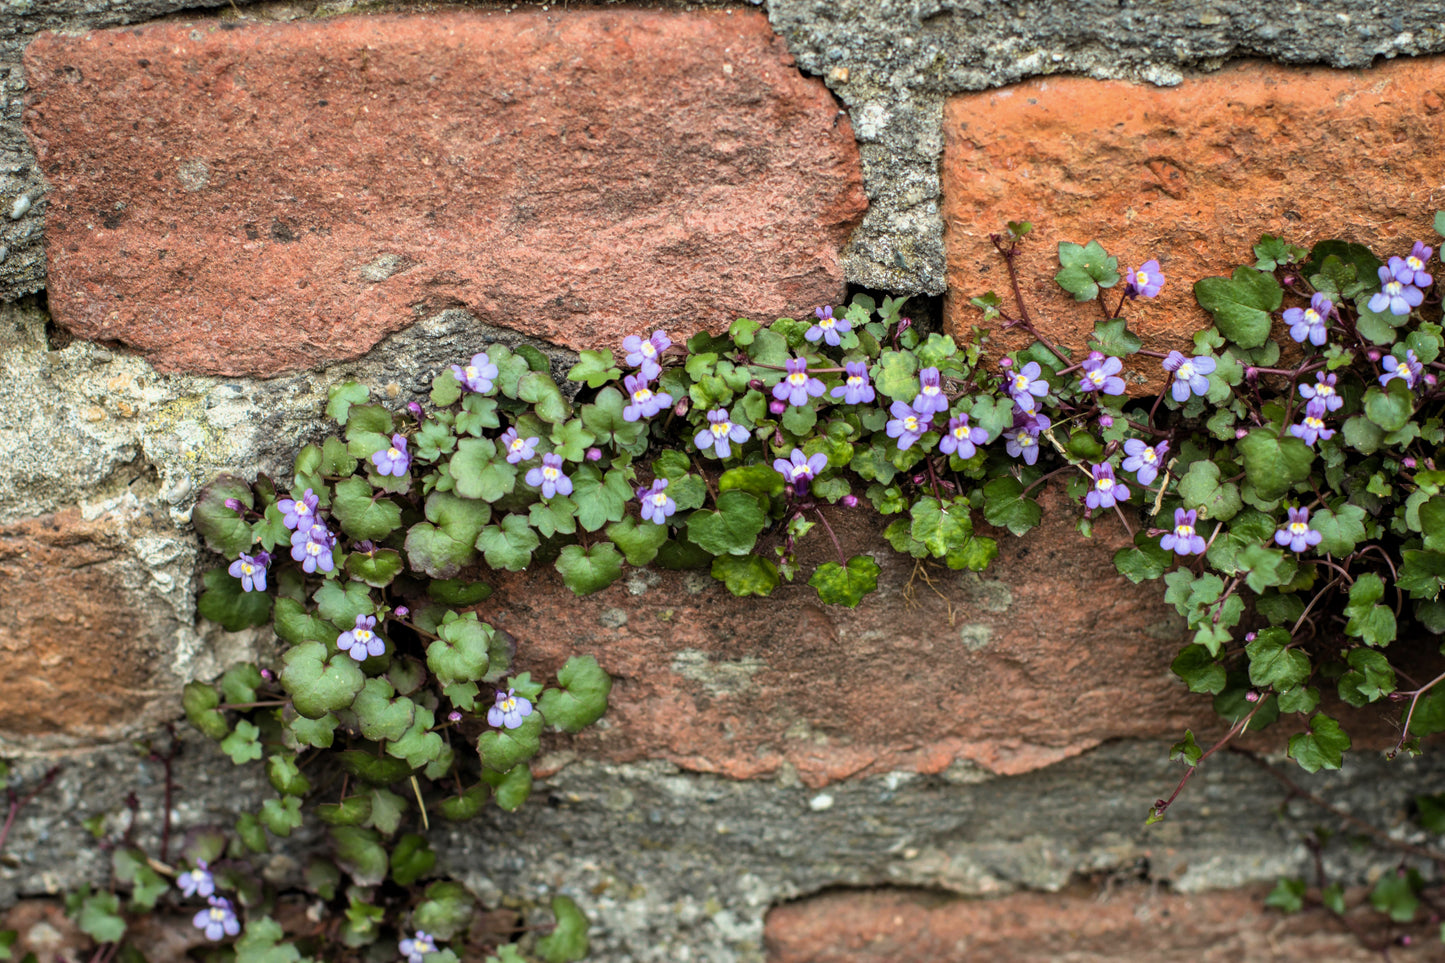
[942,58,1445,379]
[764,886,1436,962]
[0,509,177,744]
[23,9,865,376]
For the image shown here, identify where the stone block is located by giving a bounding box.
[23,9,865,376]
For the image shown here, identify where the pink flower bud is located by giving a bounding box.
[1403,457,1417,469]
[769,400,787,416]
[259,668,274,682]
[407,401,424,419]
[1367,349,1382,362]
[1245,691,1260,703]
[585,447,603,462]
[1235,428,1249,439]
[1244,366,1259,383]
[999,357,1013,369]
[842,494,859,508]
[748,379,765,391]
[1097,414,1114,428]
[1426,373,1438,387]
[674,398,690,417]
[393,605,409,619]
[1245,632,1256,641]
[1399,936,1412,947]
[224,498,242,512]
[912,474,926,485]
[447,710,463,723]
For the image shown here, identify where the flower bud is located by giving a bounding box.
[770,400,787,416]
[897,317,913,333]
[674,398,690,417]
[1097,414,1114,428]
[1404,457,1417,469]
[912,474,925,485]
[224,498,242,512]
[1426,373,1438,387]
[259,668,274,682]
[393,605,409,619]
[1235,428,1249,439]
[585,447,603,462]
[407,401,424,419]
[447,710,463,724]
[1367,349,1382,362]
[1245,632,1256,642]
[999,357,1013,369]
[772,431,785,448]
[1245,691,1260,703]
[1399,936,1412,947]
[842,494,859,508]
[749,378,765,391]
[1244,366,1259,383]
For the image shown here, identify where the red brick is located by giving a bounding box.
[23,10,865,376]
[0,510,173,743]
[942,58,1445,386]
[764,886,1437,963]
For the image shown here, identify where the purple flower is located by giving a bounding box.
[1085,462,1130,510]
[1121,438,1169,486]
[1125,259,1165,298]
[911,367,950,415]
[337,614,384,662]
[193,896,240,941]
[277,488,319,531]
[1298,372,1342,412]
[773,448,828,487]
[805,305,852,346]
[1005,361,1050,414]
[938,414,988,458]
[290,523,335,574]
[451,352,499,394]
[830,361,876,405]
[1274,506,1323,553]
[622,330,671,378]
[500,427,540,464]
[1160,508,1206,556]
[1403,241,1434,287]
[1003,412,1051,466]
[371,434,410,477]
[1078,352,1126,395]
[1162,351,1216,402]
[525,453,573,498]
[1368,265,1424,316]
[694,408,750,459]
[177,860,214,899]
[227,552,269,593]
[399,930,440,963]
[1284,293,1332,347]
[885,400,930,451]
[1379,349,1423,389]
[1288,398,1335,446]
[637,478,676,524]
[772,357,826,407]
[622,372,672,422]
[487,688,534,730]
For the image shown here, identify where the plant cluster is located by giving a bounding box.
[6,211,1444,960]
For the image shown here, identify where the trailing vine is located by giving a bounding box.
[8,212,1445,959]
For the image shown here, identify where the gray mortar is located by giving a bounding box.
[4,739,1444,961]
[7,1,1445,300]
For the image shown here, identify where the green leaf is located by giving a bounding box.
[386,706,445,768]
[112,848,168,910]
[809,555,881,607]
[1309,504,1367,556]
[1168,730,1204,766]
[555,543,624,595]
[1054,240,1120,301]
[273,597,338,647]
[198,568,272,632]
[412,881,476,941]
[439,784,489,822]
[1113,533,1173,584]
[260,795,303,837]
[288,712,337,749]
[1171,645,1226,694]
[427,614,493,687]
[390,833,436,887]
[477,712,543,771]
[476,514,540,572]
[981,476,1041,536]
[184,682,230,740]
[1193,267,1283,348]
[719,465,785,498]
[1264,877,1306,913]
[1276,685,1319,715]
[710,554,780,597]
[567,349,622,388]
[1245,628,1310,690]
[450,439,517,502]
[1422,497,1445,552]
[874,350,919,402]
[325,381,370,425]
[1363,379,1414,432]
[536,895,590,963]
[352,678,416,742]
[1288,713,1350,773]
[1176,460,1241,522]
[220,719,263,764]
[75,891,126,944]
[571,466,633,532]
[280,641,365,719]
[192,474,256,558]
[1088,317,1141,356]
[1370,869,1421,923]
[607,516,670,567]
[1337,648,1396,707]
[331,476,403,541]
[1436,210,1445,237]
[266,753,312,796]
[1236,430,1313,502]
[518,371,570,424]
[1303,240,1381,290]
[427,578,493,606]
[314,578,374,628]
[330,826,388,887]
[336,750,414,786]
[346,547,404,588]
[909,496,972,558]
[1253,234,1306,271]
[687,491,768,556]
[537,655,612,733]
[367,787,407,835]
